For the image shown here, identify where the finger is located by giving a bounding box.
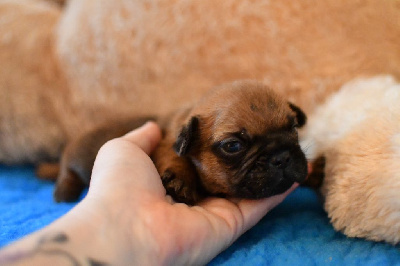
[237,183,299,232]
[92,121,161,178]
[198,183,298,242]
[89,122,165,199]
[122,121,162,155]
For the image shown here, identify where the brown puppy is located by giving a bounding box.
[39,81,307,204]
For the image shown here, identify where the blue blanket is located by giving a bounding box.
[1,165,399,265]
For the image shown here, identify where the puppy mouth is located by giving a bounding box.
[237,172,296,199]
[233,148,308,198]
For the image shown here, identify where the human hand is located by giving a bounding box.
[84,121,298,265]
[0,122,298,266]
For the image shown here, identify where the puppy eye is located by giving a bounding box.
[220,139,244,154]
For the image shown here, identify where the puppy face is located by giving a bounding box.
[174,81,308,199]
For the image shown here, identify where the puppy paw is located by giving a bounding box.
[303,156,325,189]
[161,169,201,205]
[54,170,85,202]
[35,163,60,181]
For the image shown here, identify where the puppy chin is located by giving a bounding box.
[240,172,305,198]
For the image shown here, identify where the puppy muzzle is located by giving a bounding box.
[236,147,307,198]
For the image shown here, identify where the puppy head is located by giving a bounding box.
[174,81,308,199]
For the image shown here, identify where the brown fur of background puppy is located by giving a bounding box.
[0,0,399,165]
[39,81,308,204]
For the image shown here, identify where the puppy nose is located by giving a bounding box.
[270,151,291,169]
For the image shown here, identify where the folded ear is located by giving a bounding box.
[288,102,307,127]
[173,116,199,156]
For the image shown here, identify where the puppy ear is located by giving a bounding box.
[173,116,199,156]
[288,102,307,127]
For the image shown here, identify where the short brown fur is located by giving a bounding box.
[1,0,399,164]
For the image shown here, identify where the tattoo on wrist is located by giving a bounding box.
[0,232,108,266]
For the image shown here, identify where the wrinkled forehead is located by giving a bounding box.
[210,93,292,140]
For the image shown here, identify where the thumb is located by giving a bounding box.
[122,121,162,155]
[92,121,162,176]
[89,121,164,198]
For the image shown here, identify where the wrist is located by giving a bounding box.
[71,197,166,265]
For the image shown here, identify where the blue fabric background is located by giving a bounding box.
[1,165,399,265]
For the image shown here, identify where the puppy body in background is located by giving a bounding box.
[300,76,400,244]
[1,0,399,165]
[41,81,308,204]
